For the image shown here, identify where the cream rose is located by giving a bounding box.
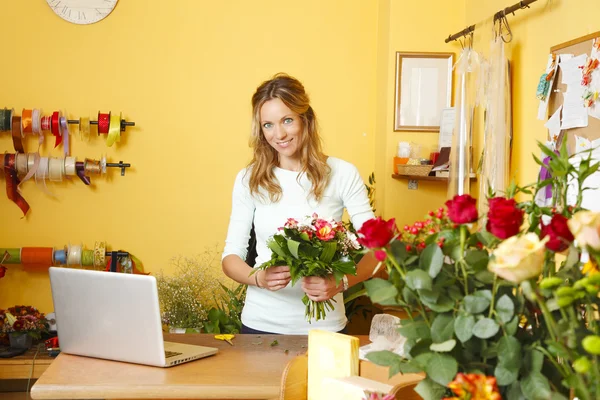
[567,211,600,251]
[488,233,548,283]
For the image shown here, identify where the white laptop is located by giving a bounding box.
[49,267,218,367]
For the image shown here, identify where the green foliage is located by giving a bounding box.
[362,142,600,399]
[202,283,246,334]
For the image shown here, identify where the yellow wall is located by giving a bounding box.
[465,0,600,195]
[376,0,464,224]
[0,0,379,312]
[4,0,592,314]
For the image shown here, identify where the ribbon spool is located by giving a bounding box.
[94,241,106,269]
[21,247,54,271]
[50,111,62,148]
[80,117,90,141]
[0,108,13,131]
[84,158,102,176]
[0,248,21,264]
[60,112,70,156]
[66,244,83,267]
[22,109,33,135]
[81,249,95,267]
[97,112,110,134]
[3,153,30,216]
[41,115,51,131]
[54,248,67,265]
[64,156,76,176]
[12,115,24,152]
[48,157,65,182]
[15,153,28,176]
[106,113,121,146]
[31,109,44,143]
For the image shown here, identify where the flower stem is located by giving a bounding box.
[459,225,469,294]
[488,274,498,319]
[386,252,405,279]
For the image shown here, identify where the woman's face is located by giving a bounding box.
[260,98,303,169]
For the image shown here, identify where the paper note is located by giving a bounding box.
[438,108,455,149]
[537,54,560,120]
[560,54,587,86]
[561,86,589,129]
[587,66,600,120]
[544,106,562,140]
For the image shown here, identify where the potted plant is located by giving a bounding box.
[358,142,600,399]
[0,305,48,349]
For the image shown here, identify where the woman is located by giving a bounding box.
[222,73,378,334]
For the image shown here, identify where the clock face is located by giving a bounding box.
[46,0,118,25]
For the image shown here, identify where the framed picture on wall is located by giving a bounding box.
[394,52,454,132]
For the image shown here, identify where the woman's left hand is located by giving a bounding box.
[301,275,342,302]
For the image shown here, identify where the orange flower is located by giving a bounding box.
[444,373,502,400]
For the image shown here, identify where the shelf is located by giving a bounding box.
[392,174,477,182]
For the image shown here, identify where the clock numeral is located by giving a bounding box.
[61,5,68,15]
[78,11,86,21]
[52,1,61,10]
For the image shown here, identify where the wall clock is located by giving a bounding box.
[46,0,118,25]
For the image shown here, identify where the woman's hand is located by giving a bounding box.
[301,275,342,302]
[257,266,291,291]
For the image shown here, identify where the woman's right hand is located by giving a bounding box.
[257,266,291,291]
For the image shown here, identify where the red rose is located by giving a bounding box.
[486,197,524,239]
[541,214,575,252]
[357,217,398,249]
[445,194,478,224]
[0,266,6,279]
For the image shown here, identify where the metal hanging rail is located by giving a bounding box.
[444,0,538,43]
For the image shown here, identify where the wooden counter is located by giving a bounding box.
[30,334,361,400]
[0,344,54,380]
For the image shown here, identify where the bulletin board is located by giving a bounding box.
[548,31,600,153]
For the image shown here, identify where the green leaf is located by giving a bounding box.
[420,244,444,278]
[414,377,448,400]
[364,278,398,305]
[497,336,522,369]
[365,350,404,368]
[472,318,500,339]
[463,293,491,314]
[398,320,431,340]
[448,286,464,301]
[406,270,433,291]
[454,314,475,343]
[431,313,455,343]
[421,294,455,312]
[287,239,300,259]
[507,382,526,400]
[390,240,409,263]
[320,241,337,263]
[496,294,515,323]
[545,340,570,358]
[465,249,489,271]
[505,316,519,336]
[521,372,551,400]
[418,289,440,304]
[425,353,458,386]
[267,239,287,259]
[430,339,456,352]
[525,349,545,373]
[495,365,519,386]
[474,270,496,284]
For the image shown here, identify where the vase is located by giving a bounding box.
[9,332,33,349]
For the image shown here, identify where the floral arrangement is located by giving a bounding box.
[156,252,221,331]
[358,143,600,399]
[253,213,362,322]
[0,305,48,339]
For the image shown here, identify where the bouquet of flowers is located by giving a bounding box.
[253,213,362,322]
[358,142,600,400]
[0,305,48,340]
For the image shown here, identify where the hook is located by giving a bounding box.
[459,36,465,49]
[500,14,513,43]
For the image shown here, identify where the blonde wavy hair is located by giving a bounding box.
[248,73,330,202]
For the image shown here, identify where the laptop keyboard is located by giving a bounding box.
[165,350,183,358]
